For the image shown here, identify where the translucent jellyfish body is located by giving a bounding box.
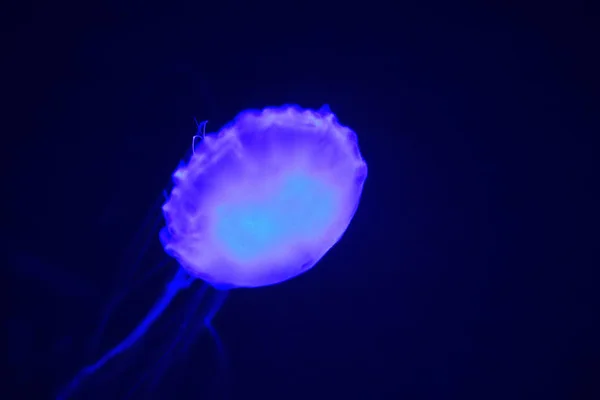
[56,104,367,399]
[161,104,368,289]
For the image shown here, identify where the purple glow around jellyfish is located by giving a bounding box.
[162,104,368,289]
[57,104,367,399]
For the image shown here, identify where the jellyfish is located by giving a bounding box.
[57,104,368,399]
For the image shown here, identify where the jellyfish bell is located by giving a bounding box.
[160,104,368,289]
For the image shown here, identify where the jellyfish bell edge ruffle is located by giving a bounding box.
[161,104,368,290]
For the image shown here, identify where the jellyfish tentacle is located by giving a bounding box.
[203,289,230,398]
[192,118,208,155]
[204,289,229,325]
[87,258,171,360]
[206,316,230,400]
[126,281,211,397]
[134,288,229,397]
[88,187,177,361]
[87,190,168,359]
[57,268,192,400]
[119,191,167,283]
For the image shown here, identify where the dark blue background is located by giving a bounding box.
[4,1,596,399]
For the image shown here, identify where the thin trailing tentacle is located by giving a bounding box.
[126,282,210,397]
[87,187,170,360]
[87,258,171,361]
[57,268,193,400]
[127,287,229,398]
[206,302,231,400]
[119,192,167,283]
[204,290,229,325]
[192,118,208,155]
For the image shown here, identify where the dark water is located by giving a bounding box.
[4,1,596,399]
